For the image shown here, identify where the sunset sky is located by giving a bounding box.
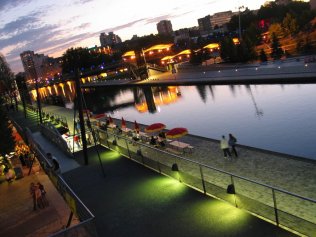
[0,0,267,73]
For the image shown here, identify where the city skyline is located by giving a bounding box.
[1,0,267,73]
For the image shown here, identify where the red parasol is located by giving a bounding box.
[134,120,139,132]
[166,127,188,139]
[145,123,166,133]
[121,117,126,128]
[92,113,106,120]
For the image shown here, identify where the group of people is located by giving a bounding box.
[149,132,166,147]
[30,182,49,210]
[220,134,238,159]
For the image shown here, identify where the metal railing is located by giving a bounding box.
[95,126,316,237]
[25,129,98,237]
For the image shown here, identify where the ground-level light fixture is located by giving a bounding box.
[171,163,179,172]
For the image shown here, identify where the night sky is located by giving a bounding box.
[0,0,267,72]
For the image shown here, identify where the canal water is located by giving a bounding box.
[37,83,316,160]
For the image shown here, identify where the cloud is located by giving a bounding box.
[145,14,174,25]
[98,18,146,33]
[0,13,41,39]
[73,0,95,5]
[0,0,33,11]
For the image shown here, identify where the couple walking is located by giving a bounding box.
[220,134,238,159]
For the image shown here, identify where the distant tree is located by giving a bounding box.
[282,13,299,36]
[268,23,284,39]
[189,49,203,65]
[270,33,283,60]
[62,47,94,73]
[296,35,314,54]
[227,8,257,33]
[259,49,268,62]
[236,36,257,62]
[0,97,15,156]
[219,37,237,62]
[0,54,16,108]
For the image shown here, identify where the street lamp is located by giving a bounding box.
[238,5,245,41]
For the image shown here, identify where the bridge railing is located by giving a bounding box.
[94,126,316,236]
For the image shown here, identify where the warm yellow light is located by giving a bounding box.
[233,38,240,45]
[203,43,220,49]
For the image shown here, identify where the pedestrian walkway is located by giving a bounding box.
[64,147,294,237]
[14,105,316,199]
[32,132,80,173]
[7,105,316,236]
[0,169,77,237]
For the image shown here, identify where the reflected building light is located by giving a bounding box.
[159,92,163,102]
[67,81,73,93]
[60,83,65,97]
[157,106,161,112]
[53,84,58,93]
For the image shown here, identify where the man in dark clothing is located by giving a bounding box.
[46,153,60,173]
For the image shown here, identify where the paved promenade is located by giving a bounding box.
[0,167,76,237]
[41,105,316,200]
[64,146,294,237]
[6,108,296,236]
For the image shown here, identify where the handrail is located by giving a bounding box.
[100,127,316,204]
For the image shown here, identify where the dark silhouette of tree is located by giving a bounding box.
[189,49,203,65]
[270,33,283,60]
[0,97,15,156]
[62,47,92,73]
[219,37,237,62]
[259,49,268,62]
[0,54,16,109]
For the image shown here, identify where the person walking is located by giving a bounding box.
[38,182,49,207]
[220,135,231,159]
[228,133,238,157]
[34,184,44,209]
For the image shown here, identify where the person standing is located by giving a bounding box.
[38,182,49,207]
[30,183,37,210]
[220,135,231,159]
[46,153,61,174]
[229,133,238,157]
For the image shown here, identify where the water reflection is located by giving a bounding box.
[245,85,264,118]
[196,85,208,103]
[30,83,316,159]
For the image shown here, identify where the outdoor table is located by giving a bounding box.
[108,124,116,129]
[169,141,190,153]
[139,132,149,142]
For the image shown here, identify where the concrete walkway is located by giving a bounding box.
[63,147,295,237]
[0,166,77,237]
[39,105,316,200]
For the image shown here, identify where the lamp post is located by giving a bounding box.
[238,5,244,41]
[74,68,89,165]
[30,59,43,124]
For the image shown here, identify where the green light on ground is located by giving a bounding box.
[100,150,121,161]
[185,199,250,234]
[130,176,187,204]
